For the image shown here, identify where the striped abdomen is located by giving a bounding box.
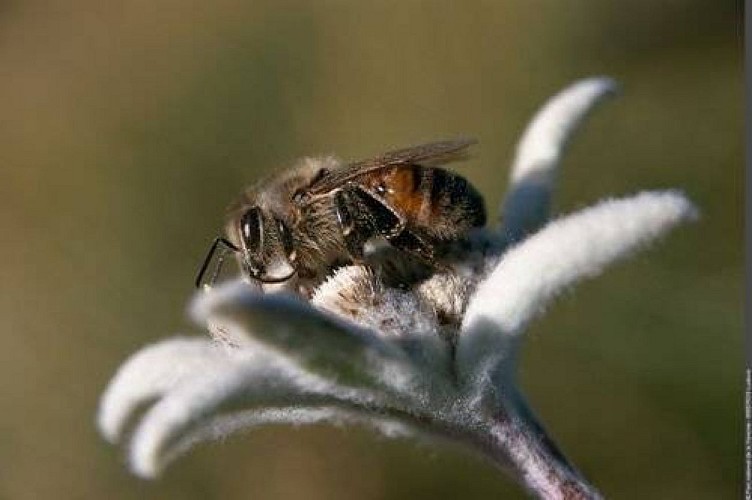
[358,165,486,241]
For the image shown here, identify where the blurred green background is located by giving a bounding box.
[0,1,741,499]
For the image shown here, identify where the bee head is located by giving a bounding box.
[237,206,297,284]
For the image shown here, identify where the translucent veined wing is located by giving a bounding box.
[307,138,477,195]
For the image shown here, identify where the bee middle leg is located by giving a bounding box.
[371,230,438,289]
[334,184,405,261]
[388,229,436,265]
[334,184,437,272]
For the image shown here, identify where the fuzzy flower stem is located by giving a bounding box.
[475,411,601,500]
[379,403,601,499]
[369,407,601,499]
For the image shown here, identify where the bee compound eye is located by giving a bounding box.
[240,207,263,254]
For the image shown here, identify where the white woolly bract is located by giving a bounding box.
[190,278,256,325]
[127,350,400,477]
[459,190,697,382]
[139,407,418,479]
[97,76,698,499]
[197,280,428,395]
[501,77,618,240]
[97,338,240,442]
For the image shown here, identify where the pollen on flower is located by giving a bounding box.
[312,265,441,340]
[417,271,474,328]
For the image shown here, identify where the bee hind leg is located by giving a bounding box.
[334,184,440,287]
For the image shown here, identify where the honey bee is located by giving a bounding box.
[196,139,487,292]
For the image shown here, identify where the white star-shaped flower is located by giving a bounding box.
[97,77,697,500]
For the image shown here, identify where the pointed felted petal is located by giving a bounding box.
[127,356,409,478]
[500,77,619,241]
[193,281,425,394]
[97,338,236,443]
[459,190,697,385]
[158,407,417,474]
[190,279,262,348]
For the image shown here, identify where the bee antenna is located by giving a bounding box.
[195,237,239,289]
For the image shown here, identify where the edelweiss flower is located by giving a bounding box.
[97,78,697,500]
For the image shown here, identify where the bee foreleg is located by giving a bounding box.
[334,200,364,261]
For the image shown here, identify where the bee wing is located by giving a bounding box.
[308,138,477,194]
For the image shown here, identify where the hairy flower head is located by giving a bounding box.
[97,77,697,500]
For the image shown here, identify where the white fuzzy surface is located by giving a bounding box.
[97,338,237,443]
[152,407,417,479]
[458,190,697,384]
[312,266,451,380]
[127,355,388,478]
[312,266,440,341]
[195,280,423,394]
[501,77,619,240]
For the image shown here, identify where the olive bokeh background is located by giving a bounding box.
[1,1,741,499]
